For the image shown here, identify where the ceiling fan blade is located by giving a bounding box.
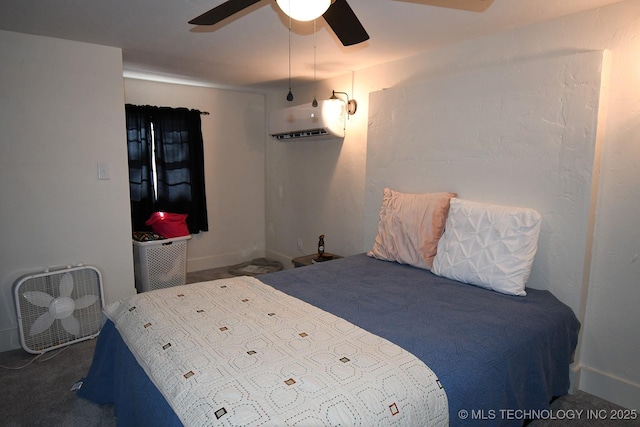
[396,0,494,12]
[323,0,369,46]
[189,0,262,26]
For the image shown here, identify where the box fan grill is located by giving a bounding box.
[13,265,104,354]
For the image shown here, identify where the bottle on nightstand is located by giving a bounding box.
[292,236,342,267]
[318,235,325,257]
[314,235,333,262]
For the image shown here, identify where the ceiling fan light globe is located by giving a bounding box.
[276,0,331,21]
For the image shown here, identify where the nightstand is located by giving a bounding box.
[291,253,343,268]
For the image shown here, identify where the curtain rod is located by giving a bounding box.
[126,103,209,115]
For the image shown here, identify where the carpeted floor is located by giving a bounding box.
[1,265,636,426]
[0,338,115,427]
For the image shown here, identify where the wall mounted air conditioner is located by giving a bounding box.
[269,99,345,140]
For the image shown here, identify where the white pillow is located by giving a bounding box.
[432,198,542,296]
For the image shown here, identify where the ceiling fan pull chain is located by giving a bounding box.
[312,19,318,108]
[286,3,294,102]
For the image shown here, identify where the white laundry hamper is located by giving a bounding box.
[133,235,191,292]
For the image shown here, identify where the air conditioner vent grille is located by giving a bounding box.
[271,128,329,140]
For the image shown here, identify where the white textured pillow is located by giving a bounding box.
[367,188,456,270]
[432,198,542,296]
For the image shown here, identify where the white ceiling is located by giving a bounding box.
[0,0,623,93]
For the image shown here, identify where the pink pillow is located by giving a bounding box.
[367,188,456,270]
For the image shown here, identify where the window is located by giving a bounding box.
[149,121,159,201]
[125,104,208,234]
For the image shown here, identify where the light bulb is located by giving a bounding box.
[276,0,331,22]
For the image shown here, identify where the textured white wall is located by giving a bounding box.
[265,0,640,410]
[0,30,135,351]
[124,79,266,271]
[365,51,605,317]
[265,75,369,265]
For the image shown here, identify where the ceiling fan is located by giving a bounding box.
[189,0,494,47]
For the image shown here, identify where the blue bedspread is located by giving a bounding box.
[78,254,579,426]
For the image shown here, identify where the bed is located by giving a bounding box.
[78,192,580,426]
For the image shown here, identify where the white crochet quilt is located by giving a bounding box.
[105,276,449,426]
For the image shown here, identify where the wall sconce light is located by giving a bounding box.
[329,90,357,116]
[276,0,331,22]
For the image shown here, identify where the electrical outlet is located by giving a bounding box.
[297,238,303,251]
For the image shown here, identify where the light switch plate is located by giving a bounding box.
[97,161,111,180]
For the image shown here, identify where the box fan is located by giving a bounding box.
[13,265,104,354]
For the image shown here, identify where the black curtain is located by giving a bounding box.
[126,105,154,232]
[125,104,208,234]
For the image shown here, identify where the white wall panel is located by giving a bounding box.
[365,51,605,316]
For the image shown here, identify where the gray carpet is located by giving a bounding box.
[0,338,115,427]
[0,266,636,426]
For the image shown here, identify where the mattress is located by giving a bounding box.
[78,254,580,426]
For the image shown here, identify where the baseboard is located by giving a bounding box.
[569,363,580,393]
[188,247,302,274]
[0,327,22,353]
[264,249,295,270]
[187,249,265,273]
[577,365,640,411]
